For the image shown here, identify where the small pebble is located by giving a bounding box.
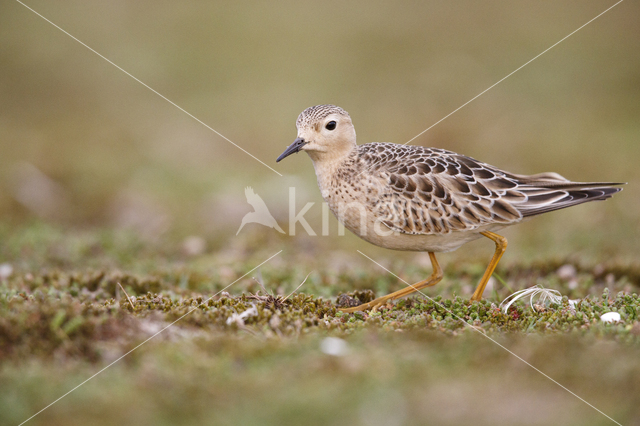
[600,312,621,323]
[593,264,605,277]
[320,337,349,357]
[557,264,577,281]
[0,263,13,280]
[182,236,207,256]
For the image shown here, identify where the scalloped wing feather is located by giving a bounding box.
[358,143,623,235]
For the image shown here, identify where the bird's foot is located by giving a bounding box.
[337,295,392,313]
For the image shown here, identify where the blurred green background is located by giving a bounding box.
[2,2,640,426]
[1,0,638,263]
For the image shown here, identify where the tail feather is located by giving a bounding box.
[517,182,624,218]
[508,171,570,183]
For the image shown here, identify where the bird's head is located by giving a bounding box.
[277,105,357,164]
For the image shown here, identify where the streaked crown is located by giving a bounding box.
[296,105,350,129]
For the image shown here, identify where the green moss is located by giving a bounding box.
[1,223,639,424]
[2,266,639,364]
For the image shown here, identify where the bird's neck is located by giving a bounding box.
[309,145,359,194]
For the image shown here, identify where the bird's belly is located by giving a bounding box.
[362,228,485,252]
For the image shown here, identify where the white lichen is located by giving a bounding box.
[226,304,258,326]
[500,285,579,314]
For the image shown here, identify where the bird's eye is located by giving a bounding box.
[325,121,337,131]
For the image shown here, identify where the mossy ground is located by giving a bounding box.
[1,223,639,426]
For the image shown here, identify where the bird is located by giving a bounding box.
[236,187,285,235]
[276,105,624,312]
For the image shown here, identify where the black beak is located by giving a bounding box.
[276,138,307,162]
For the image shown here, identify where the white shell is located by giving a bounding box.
[600,312,621,323]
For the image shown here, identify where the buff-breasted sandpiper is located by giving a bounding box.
[277,105,624,312]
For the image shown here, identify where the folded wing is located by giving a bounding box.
[359,143,623,235]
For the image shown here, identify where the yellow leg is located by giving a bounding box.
[339,252,443,313]
[470,231,508,302]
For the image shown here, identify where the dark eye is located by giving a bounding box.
[325,121,337,131]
